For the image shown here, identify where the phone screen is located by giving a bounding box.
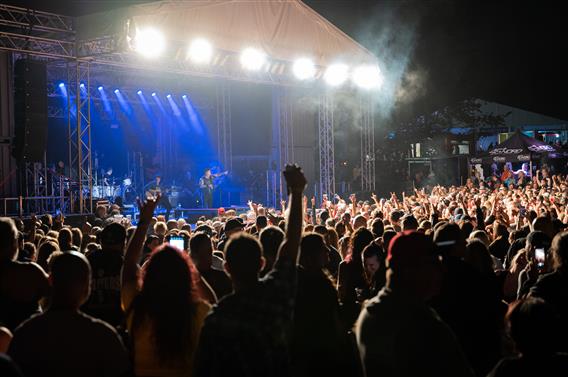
[169,236,185,250]
[535,248,545,268]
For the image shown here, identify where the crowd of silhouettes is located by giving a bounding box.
[1,165,568,377]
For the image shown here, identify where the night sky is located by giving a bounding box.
[9,0,568,122]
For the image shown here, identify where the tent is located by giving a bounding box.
[470,130,560,164]
[75,0,379,81]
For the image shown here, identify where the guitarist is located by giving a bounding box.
[144,175,172,220]
[199,168,227,208]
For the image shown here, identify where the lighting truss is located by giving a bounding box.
[275,86,294,203]
[318,92,335,202]
[360,94,376,192]
[216,81,232,172]
[67,61,92,214]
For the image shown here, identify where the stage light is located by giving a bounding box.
[134,27,166,59]
[152,92,157,96]
[240,47,266,71]
[293,58,316,80]
[98,86,103,91]
[166,94,172,98]
[182,94,187,99]
[80,83,85,88]
[352,64,383,90]
[137,90,142,95]
[324,64,349,86]
[58,83,65,88]
[114,89,119,93]
[187,38,213,64]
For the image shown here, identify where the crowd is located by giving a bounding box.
[1,163,568,377]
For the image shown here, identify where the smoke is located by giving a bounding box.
[395,65,428,105]
[352,3,426,118]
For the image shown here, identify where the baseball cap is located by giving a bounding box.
[387,231,435,269]
[225,218,244,233]
[100,222,127,246]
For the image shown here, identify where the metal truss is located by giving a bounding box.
[318,93,335,201]
[360,94,376,192]
[274,86,294,203]
[0,4,74,59]
[67,61,92,213]
[216,81,232,172]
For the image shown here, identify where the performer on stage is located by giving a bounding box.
[199,169,215,209]
[144,174,172,220]
[199,168,228,208]
[500,163,514,187]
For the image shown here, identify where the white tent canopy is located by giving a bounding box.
[77,0,378,69]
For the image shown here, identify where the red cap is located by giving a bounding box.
[217,207,225,215]
[387,231,434,268]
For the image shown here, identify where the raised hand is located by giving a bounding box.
[283,164,307,194]
[137,194,161,223]
[311,196,316,206]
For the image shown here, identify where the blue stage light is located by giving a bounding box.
[182,95,187,98]
[80,83,85,88]
[152,92,157,96]
[166,94,172,98]
[59,83,65,87]
[98,86,103,90]
[114,89,119,93]
[137,90,142,95]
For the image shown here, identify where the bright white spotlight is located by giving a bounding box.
[352,65,383,90]
[240,48,266,71]
[188,38,213,64]
[166,94,172,98]
[137,90,142,95]
[324,64,349,86]
[134,28,166,59]
[293,58,316,80]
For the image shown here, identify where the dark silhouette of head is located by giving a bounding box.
[259,226,284,270]
[49,252,91,309]
[255,215,268,231]
[189,232,213,272]
[371,218,384,239]
[300,233,329,272]
[57,228,73,251]
[224,233,264,287]
[387,231,441,301]
[100,223,127,252]
[0,218,18,261]
[507,297,560,356]
[347,227,374,263]
[550,231,568,271]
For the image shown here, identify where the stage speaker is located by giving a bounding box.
[12,59,48,162]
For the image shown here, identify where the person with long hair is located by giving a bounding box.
[122,195,211,377]
[337,227,374,329]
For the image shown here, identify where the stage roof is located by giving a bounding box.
[75,0,378,82]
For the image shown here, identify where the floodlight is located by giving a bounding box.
[80,83,85,88]
[151,92,157,96]
[58,83,65,87]
[182,94,187,99]
[134,28,166,59]
[293,58,316,80]
[324,64,349,86]
[114,89,119,93]
[166,94,172,98]
[188,38,213,64]
[98,86,103,90]
[352,65,383,90]
[240,48,266,71]
[137,90,142,95]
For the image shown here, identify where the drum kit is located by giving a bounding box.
[91,177,134,201]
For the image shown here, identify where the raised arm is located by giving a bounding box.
[122,195,160,287]
[275,164,307,265]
